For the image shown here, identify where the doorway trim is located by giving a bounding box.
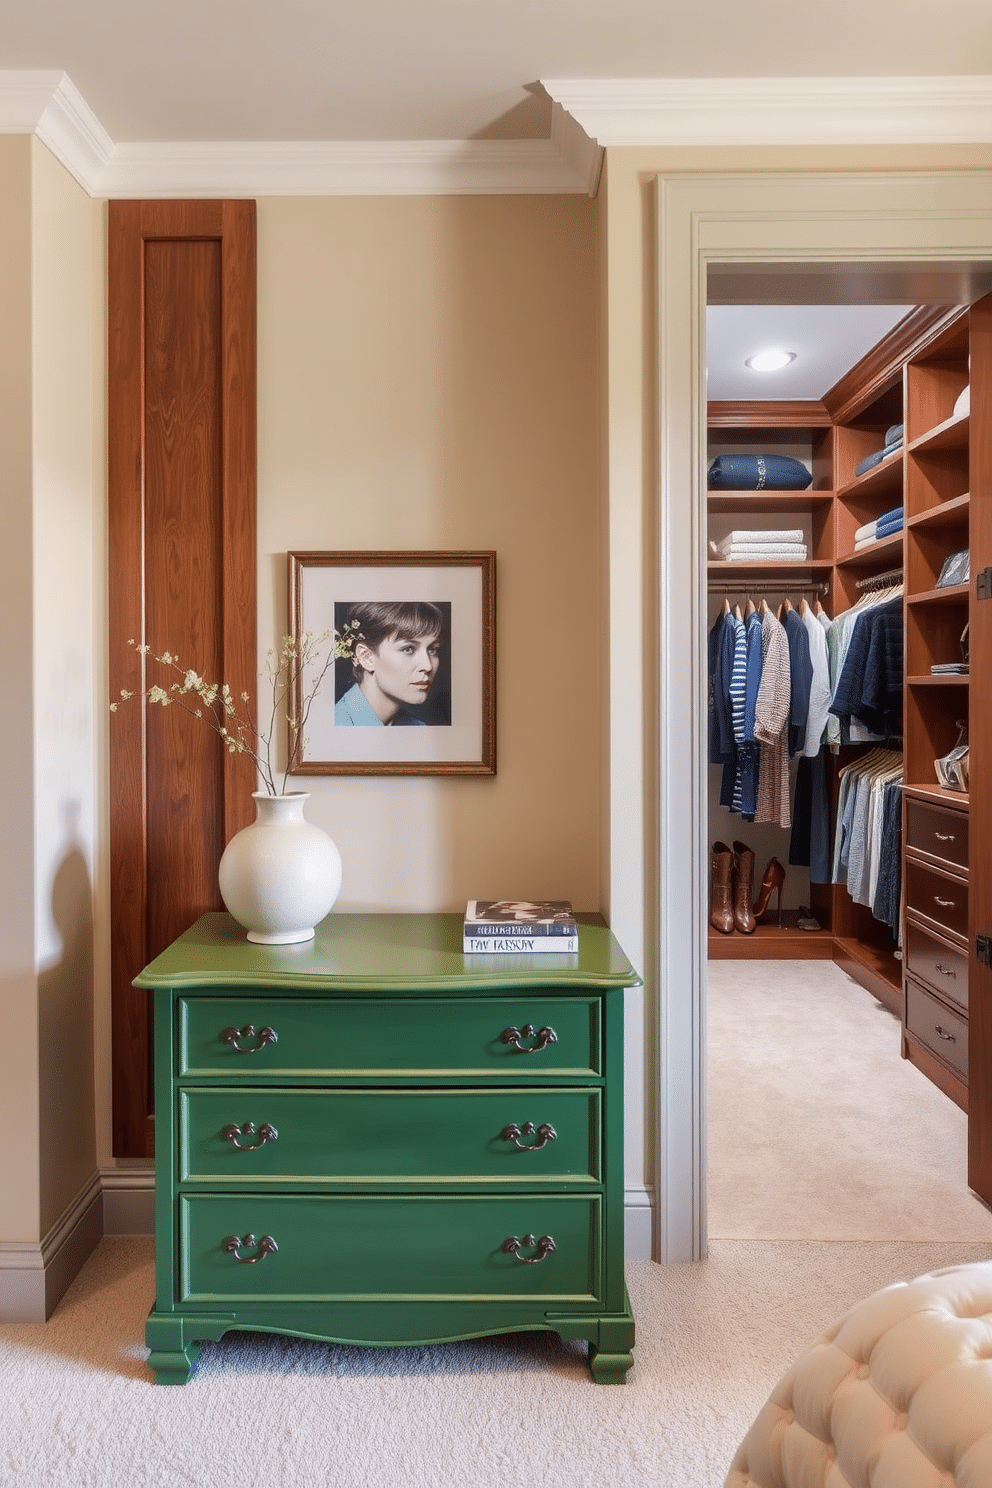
[653,170,992,1262]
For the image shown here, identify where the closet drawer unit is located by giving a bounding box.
[905,799,969,873]
[905,979,968,1082]
[904,921,968,1013]
[904,859,968,944]
[179,1086,601,1185]
[180,995,601,1081]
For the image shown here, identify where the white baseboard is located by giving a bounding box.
[625,1185,655,1260]
[0,1171,103,1322]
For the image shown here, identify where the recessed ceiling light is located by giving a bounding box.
[745,348,797,372]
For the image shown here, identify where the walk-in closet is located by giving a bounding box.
[705,274,992,1204]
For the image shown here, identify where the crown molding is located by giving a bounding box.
[0,72,586,196]
[99,138,585,198]
[4,72,990,199]
[543,75,992,148]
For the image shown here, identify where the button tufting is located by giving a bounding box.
[856,1364,870,1380]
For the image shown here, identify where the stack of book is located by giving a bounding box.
[462,900,578,954]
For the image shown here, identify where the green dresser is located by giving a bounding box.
[137,911,640,1384]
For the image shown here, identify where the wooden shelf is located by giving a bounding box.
[908,410,969,455]
[836,450,904,503]
[707,560,833,581]
[708,915,834,960]
[903,782,969,810]
[832,936,902,1015]
[707,490,834,512]
[906,493,970,531]
[906,674,970,686]
[834,532,904,569]
[907,581,969,607]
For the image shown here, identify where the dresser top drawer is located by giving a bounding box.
[905,798,968,873]
[179,996,602,1080]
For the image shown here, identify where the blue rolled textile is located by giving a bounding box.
[708,453,812,491]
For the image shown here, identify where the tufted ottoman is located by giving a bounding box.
[725,1262,992,1488]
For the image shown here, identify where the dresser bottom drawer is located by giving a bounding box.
[180,1194,601,1304]
[905,979,968,1081]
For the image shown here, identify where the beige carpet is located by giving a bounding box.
[3,1234,991,1488]
[707,956,992,1241]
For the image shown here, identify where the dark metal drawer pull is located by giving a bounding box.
[934,964,958,978]
[502,1233,556,1264]
[222,1121,278,1150]
[221,1025,278,1054]
[223,1233,278,1264]
[934,896,957,908]
[500,1121,558,1151]
[501,1024,558,1054]
[934,832,956,843]
[934,1026,957,1043]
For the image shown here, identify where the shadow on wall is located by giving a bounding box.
[38,816,96,1238]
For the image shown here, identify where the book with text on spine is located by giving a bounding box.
[463,899,577,938]
[462,933,579,954]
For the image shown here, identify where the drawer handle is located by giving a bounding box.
[223,1233,278,1264]
[934,896,957,908]
[500,1121,558,1151]
[934,963,957,978]
[222,1121,279,1151]
[935,832,956,843]
[501,1024,558,1054]
[221,1025,279,1054]
[934,1026,957,1043]
[502,1233,557,1264]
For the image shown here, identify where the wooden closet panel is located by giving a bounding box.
[967,292,992,1199]
[109,201,257,1159]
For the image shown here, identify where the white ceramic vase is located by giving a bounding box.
[218,792,342,944]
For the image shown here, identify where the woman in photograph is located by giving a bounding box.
[334,600,444,726]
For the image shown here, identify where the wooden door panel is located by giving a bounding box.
[109,201,257,1158]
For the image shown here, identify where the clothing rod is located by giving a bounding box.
[856,567,903,591]
[706,579,830,596]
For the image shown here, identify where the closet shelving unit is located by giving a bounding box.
[707,305,980,1034]
[901,310,974,1111]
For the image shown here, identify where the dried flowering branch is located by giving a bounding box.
[110,625,360,795]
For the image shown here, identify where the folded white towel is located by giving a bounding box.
[718,543,808,561]
[854,520,878,544]
[716,528,804,551]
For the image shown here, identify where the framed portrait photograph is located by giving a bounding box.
[287,551,496,775]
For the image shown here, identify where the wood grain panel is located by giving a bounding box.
[109,201,257,1158]
[967,292,992,1199]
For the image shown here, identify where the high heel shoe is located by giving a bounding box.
[753,857,786,926]
[732,840,756,933]
[710,842,735,934]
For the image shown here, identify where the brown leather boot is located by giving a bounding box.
[710,842,735,933]
[732,840,756,933]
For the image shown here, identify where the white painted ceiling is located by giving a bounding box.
[706,305,915,401]
[5,0,992,144]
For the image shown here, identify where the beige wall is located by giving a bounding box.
[0,137,42,1241]
[0,139,101,1242]
[255,195,603,912]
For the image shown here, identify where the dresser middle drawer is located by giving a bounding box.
[904,858,968,942]
[179,1087,600,1184]
[904,921,969,1013]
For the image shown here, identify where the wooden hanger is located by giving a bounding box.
[721,596,730,614]
[746,597,756,617]
[798,596,809,616]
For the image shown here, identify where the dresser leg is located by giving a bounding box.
[145,1312,204,1385]
[588,1342,635,1384]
